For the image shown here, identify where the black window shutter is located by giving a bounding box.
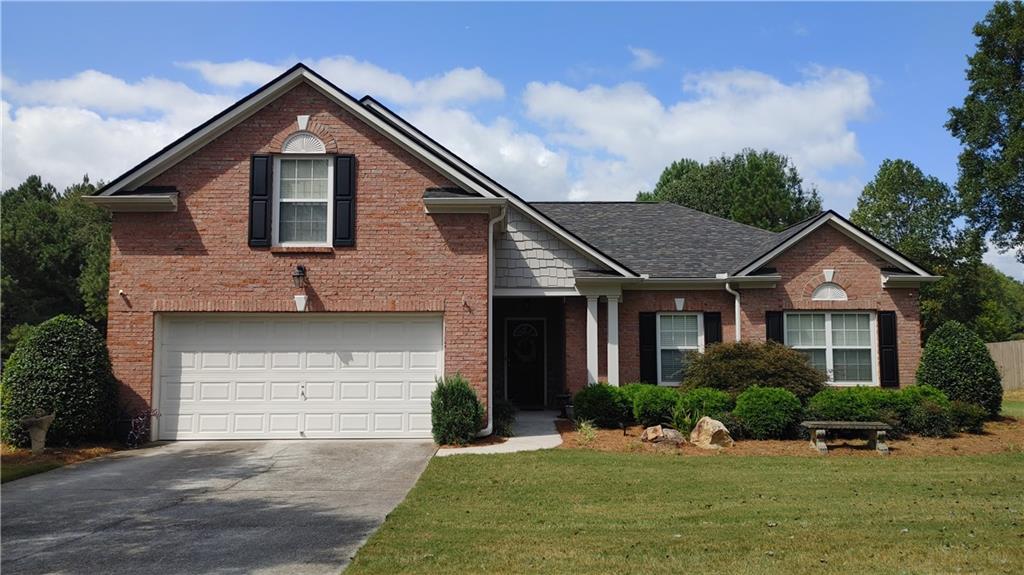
[639,312,657,384]
[333,155,356,247]
[248,155,272,247]
[878,311,899,388]
[766,311,784,343]
[704,312,722,345]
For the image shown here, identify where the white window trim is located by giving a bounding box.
[272,155,334,247]
[784,311,878,386]
[655,312,704,387]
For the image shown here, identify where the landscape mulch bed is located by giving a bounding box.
[556,417,1024,457]
[1,443,120,482]
[437,435,508,450]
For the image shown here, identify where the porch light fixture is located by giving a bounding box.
[291,265,307,288]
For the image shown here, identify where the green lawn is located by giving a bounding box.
[348,450,1024,574]
[1003,391,1024,419]
[0,460,63,483]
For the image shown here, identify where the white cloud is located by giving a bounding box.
[179,56,505,105]
[523,66,873,201]
[984,243,1024,281]
[405,107,570,198]
[628,46,663,71]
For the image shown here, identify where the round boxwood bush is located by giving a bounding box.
[733,386,802,439]
[430,373,484,445]
[573,383,627,428]
[916,321,1002,418]
[630,385,681,427]
[1,315,117,446]
[683,341,826,403]
[678,387,734,420]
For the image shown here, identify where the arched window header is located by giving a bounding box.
[812,282,848,301]
[281,131,326,154]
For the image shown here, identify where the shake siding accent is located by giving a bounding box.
[495,208,604,289]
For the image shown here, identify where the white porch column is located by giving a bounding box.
[607,296,619,386]
[586,296,599,384]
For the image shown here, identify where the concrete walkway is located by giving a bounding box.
[436,410,562,456]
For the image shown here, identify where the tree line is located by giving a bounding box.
[637,1,1024,342]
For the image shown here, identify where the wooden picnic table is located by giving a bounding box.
[800,420,892,455]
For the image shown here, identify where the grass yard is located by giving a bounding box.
[348,450,1024,574]
[1003,390,1024,419]
[1,443,117,483]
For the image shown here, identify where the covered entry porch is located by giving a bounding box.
[493,297,566,408]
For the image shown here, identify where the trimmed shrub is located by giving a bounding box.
[900,384,951,409]
[917,321,1003,417]
[716,411,746,440]
[907,399,954,438]
[493,400,516,437]
[806,388,878,422]
[430,373,484,445]
[678,387,734,420]
[949,401,986,434]
[683,341,826,403]
[733,386,802,439]
[618,380,651,421]
[573,384,628,428]
[630,385,681,427]
[1,315,117,446]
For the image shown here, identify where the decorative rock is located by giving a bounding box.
[640,425,664,442]
[689,416,734,449]
[19,409,56,456]
[655,428,686,445]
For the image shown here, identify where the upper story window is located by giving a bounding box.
[273,157,333,246]
[656,312,704,386]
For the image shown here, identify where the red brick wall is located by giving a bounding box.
[565,223,923,390]
[107,82,490,411]
[740,223,922,386]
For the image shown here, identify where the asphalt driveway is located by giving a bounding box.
[1,440,436,574]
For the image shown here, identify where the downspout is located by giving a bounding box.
[724,281,741,342]
[480,204,507,437]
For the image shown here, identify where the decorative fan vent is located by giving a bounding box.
[282,131,326,154]
[812,282,848,301]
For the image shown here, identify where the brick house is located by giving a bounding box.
[86,64,938,440]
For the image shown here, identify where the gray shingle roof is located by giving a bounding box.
[423,187,481,199]
[529,202,791,278]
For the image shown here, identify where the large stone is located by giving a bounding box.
[655,428,686,445]
[640,425,664,442]
[689,416,734,449]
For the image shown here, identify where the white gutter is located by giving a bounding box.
[724,281,742,342]
[480,203,507,437]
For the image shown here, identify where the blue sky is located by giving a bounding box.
[3,2,1019,277]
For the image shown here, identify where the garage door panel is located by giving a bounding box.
[158,315,442,439]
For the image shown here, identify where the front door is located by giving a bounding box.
[506,318,546,406]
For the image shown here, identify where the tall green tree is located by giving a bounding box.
[637,149,821,231]
[1,175,110,358]
[946,0,1024,263]
[851,160,1024,342]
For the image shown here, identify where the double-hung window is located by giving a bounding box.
[656,313,704,386]
[784,312,877,385]
[273,157,333,246]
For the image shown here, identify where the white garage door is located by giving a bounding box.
[157,314,443,440]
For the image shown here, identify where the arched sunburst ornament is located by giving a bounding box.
[282,131,326,154]
[812,282,848,301]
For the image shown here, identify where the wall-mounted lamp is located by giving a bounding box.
[292,265,308,312]
[292,265,307,288]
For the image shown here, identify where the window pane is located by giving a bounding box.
[787,313,825,347]
[280,158,329,200]
[659,315,698,348]
[279,202,327,243]
[659,349,696,383]
[834,349,872,382]
[832,313,871,347]
[798,349,827,373]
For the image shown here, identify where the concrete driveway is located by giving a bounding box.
[2,440,436,574]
